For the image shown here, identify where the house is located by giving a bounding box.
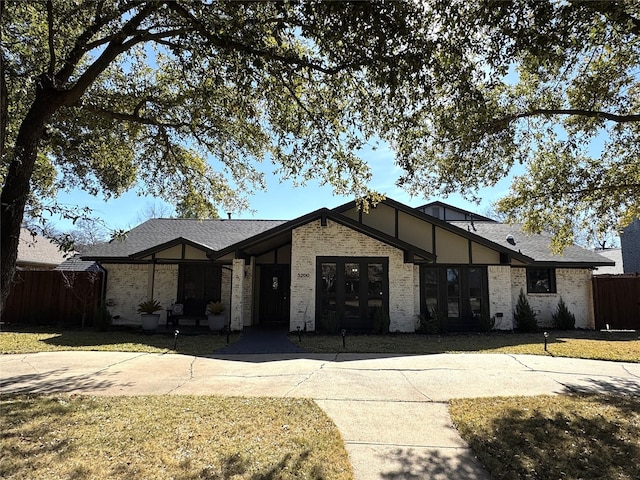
[620,219,640,273]
[82,198,614,331]
[17,228,67,270]
[592,218,640,275]
[593,248,624,275]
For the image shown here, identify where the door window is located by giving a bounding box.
[317,257,388,332]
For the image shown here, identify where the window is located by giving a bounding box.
[526,268,556,293]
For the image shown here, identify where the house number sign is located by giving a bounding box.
[297,273,310,278]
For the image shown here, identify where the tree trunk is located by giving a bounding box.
[0,88,60,315]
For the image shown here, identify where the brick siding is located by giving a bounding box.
[291,219,415,332]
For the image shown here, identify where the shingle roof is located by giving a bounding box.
[593,249,624,274]
[83,218,287,259]
[449,221,615,266]
[55,254,102,272]
[17,228,67,267]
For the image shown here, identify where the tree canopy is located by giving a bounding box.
[2,0,640,310]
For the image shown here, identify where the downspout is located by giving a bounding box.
[97,261,107,306]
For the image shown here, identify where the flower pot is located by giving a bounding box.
[208,314,226,331]
[141,313,160,332]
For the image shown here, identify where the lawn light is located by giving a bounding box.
[341,329,346,348]
[543,331,549,352]
[174,330,179,350]
[297,325,302,343]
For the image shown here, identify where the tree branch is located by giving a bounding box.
[493,108,640,130]
[46,0,55,78]
[576,0,640,37]
[166,2,360,75]
[55,1,143,86]
[82,104,190,129]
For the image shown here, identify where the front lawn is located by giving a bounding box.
[450,394,640,480]
[296,331,640,362]
[0,394,353,480]
[0,327,240,356]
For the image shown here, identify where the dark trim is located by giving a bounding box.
[332,197,534,264]
[416,201,496,222]
[395,209,399,238]
[210,208,436,263]
[128,237,216,259]
[468,239,473,264]
[432,224,437,257]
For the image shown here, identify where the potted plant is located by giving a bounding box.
[137,299,162,332]
[206,301,226,331]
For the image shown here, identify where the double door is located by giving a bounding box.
[317,257,389,332]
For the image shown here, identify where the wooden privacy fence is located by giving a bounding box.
[2,270,103,327]
[592,274,640,330]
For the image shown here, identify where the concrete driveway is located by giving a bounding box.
[1,351,639,479]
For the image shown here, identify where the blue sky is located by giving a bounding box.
[52,141,516,233]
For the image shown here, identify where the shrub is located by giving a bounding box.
[552,297,576,330]
[93,305,112,332]
[137,299,162,314]
[514,289,537,332]
[206,301,225,315]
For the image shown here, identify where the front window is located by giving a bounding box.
[526,268,556,293]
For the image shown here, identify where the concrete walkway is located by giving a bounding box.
[1,351,638,479]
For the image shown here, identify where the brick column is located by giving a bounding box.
[230,259,244,331]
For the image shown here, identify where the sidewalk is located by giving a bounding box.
[1,351,638,479]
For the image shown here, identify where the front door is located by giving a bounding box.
[317,257,389,332]
[259,265,290,326]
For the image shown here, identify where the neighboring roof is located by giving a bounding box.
[593,249,624,275]
[83,218,287,260]
[17,228,67,267]
[416,201,496,222]
[55,254,102,273]
[449,221,615,266]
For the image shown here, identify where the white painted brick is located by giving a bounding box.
[488,265,513,329]
[511,267,594,329]
[291,219,415,332]
[104,264,177,325]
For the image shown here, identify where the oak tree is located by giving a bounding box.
[2,0,639,311]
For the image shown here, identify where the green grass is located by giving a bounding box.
[295,330,640,362]
[0,394,353,480]
[450,394,640,480]
[0,327,240,356]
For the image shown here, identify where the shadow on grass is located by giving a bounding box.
[459,394,640,480]
[1,395,328,480]
[379,447,489,480]
[2,325,237,356]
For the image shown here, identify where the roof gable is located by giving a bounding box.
[83,218,286,260]
[210,208,436,262]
